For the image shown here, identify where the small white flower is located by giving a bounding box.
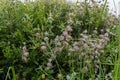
[106,29,110,32]
[23,52,29,57]
[81,52,85,57]
[23,42,26,45]
[81,38,86,42]
[82,66,88,72]
[48,59,52,62]
[99,35,104,38]
[80,33,83,36]
[99,50,104,53]
[22,46,27,53]
[95,50,99,55]
[95,78,99,80]
[69,13,75,17]
[93,30,97,34]
[108,72,112,77]
[41,42,46,46]
[99,39,105,43]
[85,60,89,64]
[104,33,109,37]
[66,75,72,80]
[104,37,110,41]
[55,36,59,41]
[100,29,104,32]
[82,34,88,39]
[69,48,74,52]
[54,47,63,53]
[89,42,95,47]
[67,19,74,25]
[41,46,47,50]
[22,45,29,62]
[73,46,79,51]
[96,45,103,49]
[73,42,79,46]
[44,37,49,41]
[36,33,40,38]
[63,41,69,47]
[22,53,28,62]
[83,30,87,34]
[47,62,52,67]
[56,42,61,46]
[44,32,49,36]
[66,25,73,32]
[62,31,68,37]
[51,54,56,58]
[45,67,50,70]
[22,56,28,62]
[66,35,72,41]
[59,35,64,41]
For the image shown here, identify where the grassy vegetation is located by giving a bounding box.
[0,0,119,80]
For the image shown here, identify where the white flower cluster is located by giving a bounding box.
[22,44,29,62]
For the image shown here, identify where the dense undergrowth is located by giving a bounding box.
[0,0,119,80]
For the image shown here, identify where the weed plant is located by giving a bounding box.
[0,0,119,80]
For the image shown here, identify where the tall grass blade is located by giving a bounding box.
[96,0,107,28]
